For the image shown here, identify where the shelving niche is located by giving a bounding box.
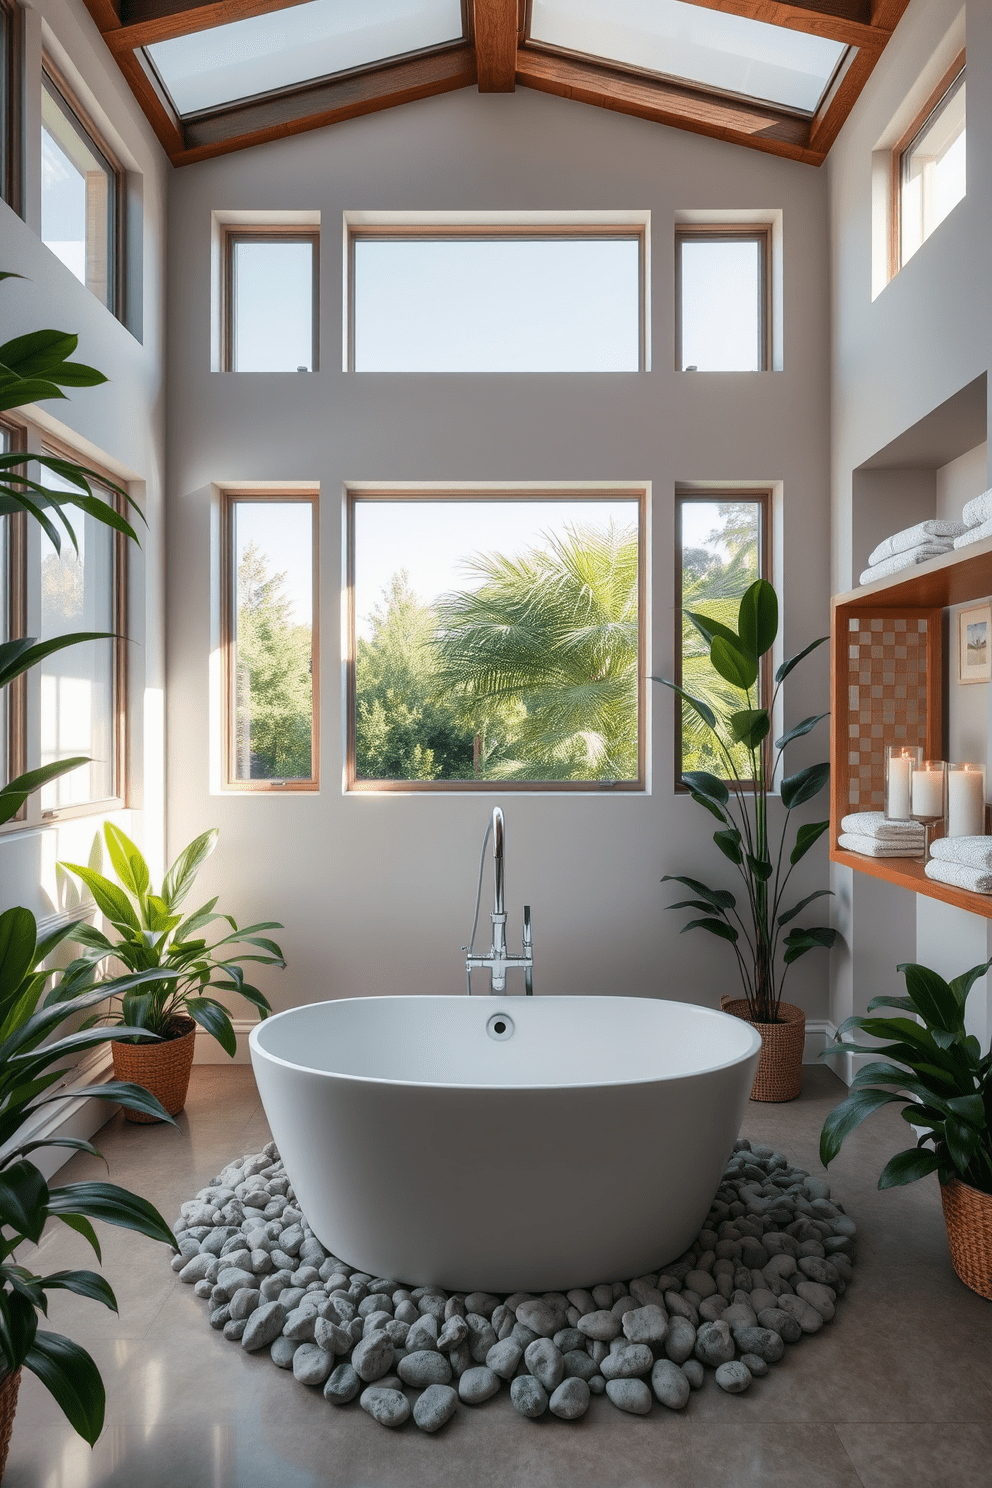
[830,533,992,917]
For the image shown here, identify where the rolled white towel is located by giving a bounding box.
[840,811,924,840]
[929,835,992,870]
[962,488,992,528]
[859,543,954,585]
[867,520,967,566]
[837,832,923,857]
[954,516,992,549]
[925,858,992,894]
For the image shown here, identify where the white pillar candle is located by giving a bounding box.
[912,768,945,818]
[887,754,913,818]
[947,767,986,837]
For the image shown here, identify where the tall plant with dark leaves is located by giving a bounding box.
[654,578,836,1023]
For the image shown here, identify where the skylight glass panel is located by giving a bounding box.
[530,0,847,115]
[145,0,464,117]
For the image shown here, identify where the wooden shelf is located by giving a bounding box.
[830,848,992,918]
[831,539,992,917]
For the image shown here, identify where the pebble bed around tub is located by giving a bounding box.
[169,1137,856,1431]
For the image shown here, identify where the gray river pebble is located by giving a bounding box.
[174,1140,856,1434]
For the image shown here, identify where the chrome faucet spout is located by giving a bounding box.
[464,806,534,995]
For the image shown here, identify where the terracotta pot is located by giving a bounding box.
[111,1016,197,1123]
[0,1367,21,1481]
[940,1175,992,1300]
[719,997,806,1102]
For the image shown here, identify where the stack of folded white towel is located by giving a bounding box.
[837,811,925,856]
[926,836,992,894]
[953,488,992,550]
[859,520,967,585]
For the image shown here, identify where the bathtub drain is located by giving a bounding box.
[487,1012,514,1041]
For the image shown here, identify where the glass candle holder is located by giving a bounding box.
[911,759,947,856]
[885,745,922,820]
[947,763,987,838]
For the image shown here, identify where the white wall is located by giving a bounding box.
[0,0,169,916]
[828,0,992,1050]
[166,85,835,1031]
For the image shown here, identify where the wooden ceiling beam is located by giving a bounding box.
[173,44,477,166]
[807,30,882,154]
[681,1,883,49]
[516,49,822,166]
[472,0,517,93]
[95,0,307,51]
[869,0,913,28]
[83,0,122,30]
[111,45,186,156]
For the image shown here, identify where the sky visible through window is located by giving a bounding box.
[680,238,761,371]
[233,240,314,371]
[354,498,636,637]
[353,237,641,372]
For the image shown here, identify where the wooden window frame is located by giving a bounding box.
[222,227,320,373]
[889,52,965,280]
[41,59,125,320]
[0,0,22,214]
[0,418,26,814]
[346,222,648,373]
[674,488,772,793]
[675,225,771,373]
[30,436,128,825]
[346,486,646,793]
[221,489,319,793]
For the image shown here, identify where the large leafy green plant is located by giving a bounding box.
[820,959,992,1194]
[654,578,836,1024]
[59,824,284,1054]
[0,906,177,1443]
[0,270,145,823]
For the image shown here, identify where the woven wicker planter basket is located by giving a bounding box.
[0,1367,20,1482]
[940,1176,992,1300]
[112,1016,197,1123]
[719,998,806,1102]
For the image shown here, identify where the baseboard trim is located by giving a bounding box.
[193,1018,256,1065]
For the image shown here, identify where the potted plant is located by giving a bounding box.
[59,823,286,1120]
[654,578,836,1100]
[820,957,992,1298]
[0,906,178,1469]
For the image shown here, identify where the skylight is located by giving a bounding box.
[529,0,848,115]
[144,0,465,118]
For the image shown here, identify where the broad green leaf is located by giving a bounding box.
[59,863,140,933]
[946,1093,985,1126]
[864,994,917,1014]
[711,634,758,691]
[775,634,827,684]
[24,1330,105,1444]
[651,675,716,730]
[0,1286,38,1367]
[0,377,66,411]
[8,1137,103,1166]
[778,888,832,926]
[666,898,727,915]
[0,758,91,826]
[714,829,743,865]
[783,925,836,963]
[103,822,149,898]
[680,917,739,944]
[185,998,236,1057]
[820,1086,906,1165]
[781,762,830,809]
[53,1213,102,1262]
[30,1080,173,1123]
[39,1270,117,1312]
[737,579,777,659]
[0,907,37,1001]
[775,713,829,750]
[729,709,770,748]
[900,963,961,1035]
[45,1182,176,1248]
[0,1161,49,1243]
[162,829,218,910]
[681,770,730,806]
[683,609,742,652]
[790,819,830,865]
[947,958,992,1014]
[0,632,116,690]
[0,329,78,377]
[661,874,737,911]
[943,1115,979,1174]
[877,1147,940,1188]
[746,853,772,882]
[688,790,727,823]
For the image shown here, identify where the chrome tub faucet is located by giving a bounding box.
[464,806,534,995]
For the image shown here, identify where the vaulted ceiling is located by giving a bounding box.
[82,0,911,169]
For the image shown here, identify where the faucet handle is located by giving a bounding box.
[523,905,532,950]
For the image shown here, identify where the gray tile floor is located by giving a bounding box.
[8,1065,991,1488]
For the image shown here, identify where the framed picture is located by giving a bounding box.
[958,604,992,683]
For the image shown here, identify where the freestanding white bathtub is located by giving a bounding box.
[249,995,761,1294]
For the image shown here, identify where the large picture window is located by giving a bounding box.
[349,227,645,372]
[675,491,769,785]
[41,65,122,313]
[347,490,644,791]
[222,493,318,791]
